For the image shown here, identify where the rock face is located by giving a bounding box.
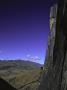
[0,78,17,90]
[44,3,57,72]
[37,0,67,90]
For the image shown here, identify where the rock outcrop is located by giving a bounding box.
[37,0,67,90]
[44,3,57,72]
[0,77,17,90]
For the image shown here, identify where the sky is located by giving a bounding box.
[0,0,57,64]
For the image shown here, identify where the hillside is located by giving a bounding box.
[0,60,43,90]
[0,60,42,70]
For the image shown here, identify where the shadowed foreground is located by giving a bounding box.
[0,77,17,90]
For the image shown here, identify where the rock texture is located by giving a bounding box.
[0,77,17,90]
[37,0,67,90]
[44,3,57,72]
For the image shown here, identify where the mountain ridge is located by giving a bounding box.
[0,60,43,70]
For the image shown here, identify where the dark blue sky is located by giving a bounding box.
[0,0,57,64]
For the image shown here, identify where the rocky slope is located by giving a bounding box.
[0,60,43,90]
[0,78,17,90]
[37,0,67,90]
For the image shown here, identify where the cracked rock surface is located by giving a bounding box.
[37,0,67,90]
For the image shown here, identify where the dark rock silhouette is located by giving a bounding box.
[37,0,67,90]
[0,77,17,90]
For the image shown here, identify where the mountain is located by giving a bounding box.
[0,60,42,70]
[0,60,43,90]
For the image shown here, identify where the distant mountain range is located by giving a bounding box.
[0,60,43,70]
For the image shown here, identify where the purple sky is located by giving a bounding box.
[0,0,57,64]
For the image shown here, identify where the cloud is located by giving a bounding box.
[26,54,40,61]
[26,54,34,60]
[35,56,39,59]
[30,57,34,60]
[26,54,31,58]
[35,56,40,60]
